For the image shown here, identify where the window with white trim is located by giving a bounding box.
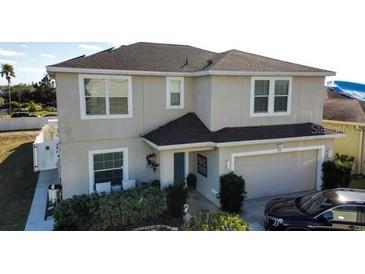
[166,77,184,109]
[80,75,132,119]
[89,148,128,192]
[251,77,292,116]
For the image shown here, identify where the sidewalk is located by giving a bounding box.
[25,169,58,231]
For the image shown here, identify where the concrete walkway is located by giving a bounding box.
[25,169,58,231]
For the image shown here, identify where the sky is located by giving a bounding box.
[1,0,364,86]
[0,43,114,85]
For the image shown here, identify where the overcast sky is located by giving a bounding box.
[1,0,364,86]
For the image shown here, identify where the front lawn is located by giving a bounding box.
[0,130,40,230]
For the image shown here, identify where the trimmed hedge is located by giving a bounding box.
[53,186,166,231]
[322,153,354,190]
[182,212,249,231]
[166,185,188,218]
[219,172,246,213]
[186,173,197,190]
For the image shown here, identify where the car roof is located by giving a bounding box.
[326,188,365,205]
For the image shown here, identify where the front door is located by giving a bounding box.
[174,152,185,185]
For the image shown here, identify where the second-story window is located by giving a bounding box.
[80,75,132,119]
[166,77,184,109]
[251,77,292,117]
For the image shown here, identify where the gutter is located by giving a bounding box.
[359,127,364,174]
[46,66,335,77]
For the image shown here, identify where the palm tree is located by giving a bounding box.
[0,64,16,113]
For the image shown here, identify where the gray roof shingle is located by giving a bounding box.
[323,96,365,123]
[48,42,333,74]
[143,113,337,147]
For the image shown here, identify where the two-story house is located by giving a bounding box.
[46,42,342,206]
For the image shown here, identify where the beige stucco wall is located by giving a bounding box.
[59,138,157,198]
[207,76,325,131]
[55,72,195,197]
[190,138,334,206]
[55,71,329,198]
[190,150,220,204]
[323,121,364,173]
[55,73,195,143]
[194,76,211,129]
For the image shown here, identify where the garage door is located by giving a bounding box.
[235,150,317,199]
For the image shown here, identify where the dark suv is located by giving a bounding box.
[264,188,365,231]
[11,112,37,118]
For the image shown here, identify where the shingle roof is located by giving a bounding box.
[49,42,216,72]
[143,113,336,147]
[323,97,365,123]
[143,113,212,146]
[48,42,333,74]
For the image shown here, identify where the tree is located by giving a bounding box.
[32,75,56,107]
[0,64,15,113]
[3,83,35,104]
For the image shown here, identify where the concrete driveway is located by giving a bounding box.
[240,191,313,231]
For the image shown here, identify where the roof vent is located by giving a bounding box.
[202,59,213,70]
[180,59,189,68]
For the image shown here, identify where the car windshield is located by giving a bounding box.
[296,192,333,214]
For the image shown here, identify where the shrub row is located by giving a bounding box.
[182,212,249,231]
[53,185,166,231]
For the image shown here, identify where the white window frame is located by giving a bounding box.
[79,74,133,120]
[166,77,184,109]
[88,147,129,194]
[250,76,292,117]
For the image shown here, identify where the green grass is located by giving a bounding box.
[0,130,40,230]
[349,178,365,190]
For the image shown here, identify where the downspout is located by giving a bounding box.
[360,127,365,174]
[358,126,364,174]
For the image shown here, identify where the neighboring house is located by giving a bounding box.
[46,42,342,206]
[323,90,365,174]
[327,80,365,101]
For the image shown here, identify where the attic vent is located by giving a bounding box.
[202,59,213,70]
[180,59,189,68]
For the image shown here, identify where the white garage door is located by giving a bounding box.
[235,150,317,199]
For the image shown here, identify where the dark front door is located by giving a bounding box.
[174,152,185,185]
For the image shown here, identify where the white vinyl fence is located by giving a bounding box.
[0,117,57,132]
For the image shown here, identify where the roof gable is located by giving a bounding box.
[48,42,334,75]
[143,112,338,147]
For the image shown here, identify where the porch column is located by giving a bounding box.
[159,150,174,189]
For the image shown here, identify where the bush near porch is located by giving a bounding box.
[219,172,246,213]
[53,185,167,230]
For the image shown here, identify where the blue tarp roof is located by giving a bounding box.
[327,80,365,101]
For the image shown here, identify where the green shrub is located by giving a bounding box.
[53,193,99,231]
[322,153,354,189]
[186,173,197,190]
[28,102,38,112]
[219,172,246,213]
[53,186,166,231]
[166,185,188,218]
[182,212,249,231]
[151,180,161,188]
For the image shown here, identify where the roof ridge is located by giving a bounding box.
[207,50,235,70]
